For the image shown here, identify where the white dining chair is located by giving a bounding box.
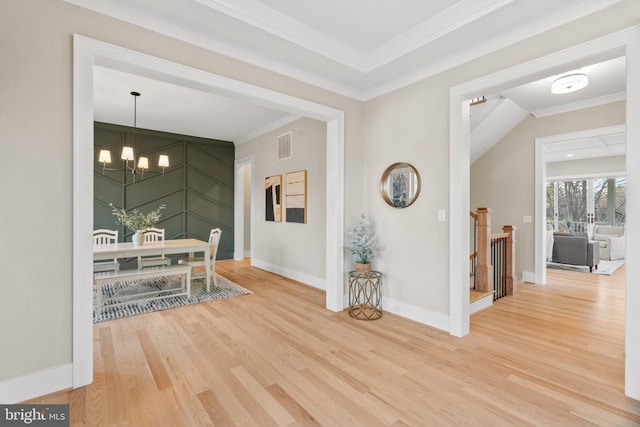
[179,228,221,287]
[138,227,172,268]
[93,229,120,272]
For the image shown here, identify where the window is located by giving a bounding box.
[547,176,626,232]
[594,177,626,226]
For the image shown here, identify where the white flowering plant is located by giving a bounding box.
[347,214,381,264]
[110,203,166,231]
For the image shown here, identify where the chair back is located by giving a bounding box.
[144,227,165,243]
[209,228,222,260]
[594,225,624,237]
[93,229,118,246]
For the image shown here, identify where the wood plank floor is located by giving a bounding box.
[27,260,640,426]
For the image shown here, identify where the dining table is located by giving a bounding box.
[93,238,213,291]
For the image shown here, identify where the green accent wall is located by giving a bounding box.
[94,122,235,260]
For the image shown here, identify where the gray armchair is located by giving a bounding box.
[552,233,599,272]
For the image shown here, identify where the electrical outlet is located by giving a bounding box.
[523,215,532,223]
[438,209,446,221]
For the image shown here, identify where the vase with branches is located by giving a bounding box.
[109,203,166,245]
[347,214,380,273]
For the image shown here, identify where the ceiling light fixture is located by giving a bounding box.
[98,91,170,182]
[551,73,589,94]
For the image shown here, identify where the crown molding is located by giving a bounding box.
[532,91,626,117]
[65,0,626,102]
[193,0,367,70]
[235,114,300,145]
[195,0,515,73]
[364,0,515,71]
[361,0,625,100]
[63,0,365,99]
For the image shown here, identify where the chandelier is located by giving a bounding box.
[97,91,170,182]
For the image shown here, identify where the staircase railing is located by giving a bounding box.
[470,210,478,290]
[471,208,517,300]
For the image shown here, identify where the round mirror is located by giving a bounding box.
[380,163,421,208]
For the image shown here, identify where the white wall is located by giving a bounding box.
[547,155,625,178]
[362,74,452,326]
[235,118,327,288]
[360,0,639,328]
[0,0,363,400]
[2,0,639,402]
[471,102,625,278]
[243,164,252,256]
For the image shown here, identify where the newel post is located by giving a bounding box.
[503,225,517,296]
[476,208,492,293]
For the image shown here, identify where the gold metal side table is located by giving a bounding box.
[348,270,382,320]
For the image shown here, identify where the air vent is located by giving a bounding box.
[277,131,292,160]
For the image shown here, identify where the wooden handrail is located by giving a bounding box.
[475,208,492,293]
[473,208,516,298]
[503,225,517,297]
[491,233,509,240]
[470,210,478,220]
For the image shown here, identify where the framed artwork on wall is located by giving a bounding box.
[391,168,411,207]
[286,170,307,223]
[265,175,282,222]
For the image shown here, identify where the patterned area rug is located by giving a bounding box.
[546,259,625,275]
[94,273,251,323]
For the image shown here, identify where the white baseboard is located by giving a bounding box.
[381,297,450,332]
[470,294,493,314]
[0,363,73,404]
[522,271,535,283]
[251,258,325,290]
[342,293,449,332]
[256,263,447,333]
[234,250,251,260]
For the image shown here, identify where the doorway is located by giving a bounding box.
[73,35,345,388]
[234,156,254,260]
[535,125,626,284]
[450,28,640,398]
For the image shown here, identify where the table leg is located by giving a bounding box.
[204,246,211,292]
[186,269,191,297]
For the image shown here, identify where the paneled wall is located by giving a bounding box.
[94,122,234,259]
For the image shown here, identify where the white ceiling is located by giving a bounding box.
[93,66,296,142]
[66,0,624,100]
[470,56,627,162]
[544,131,626,163]
[500,56,626,117]
[73,0,627,153]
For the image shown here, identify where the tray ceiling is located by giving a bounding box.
[71,0,627,153]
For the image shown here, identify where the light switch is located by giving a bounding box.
[523,215,532,223]
[438,209,446,221]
